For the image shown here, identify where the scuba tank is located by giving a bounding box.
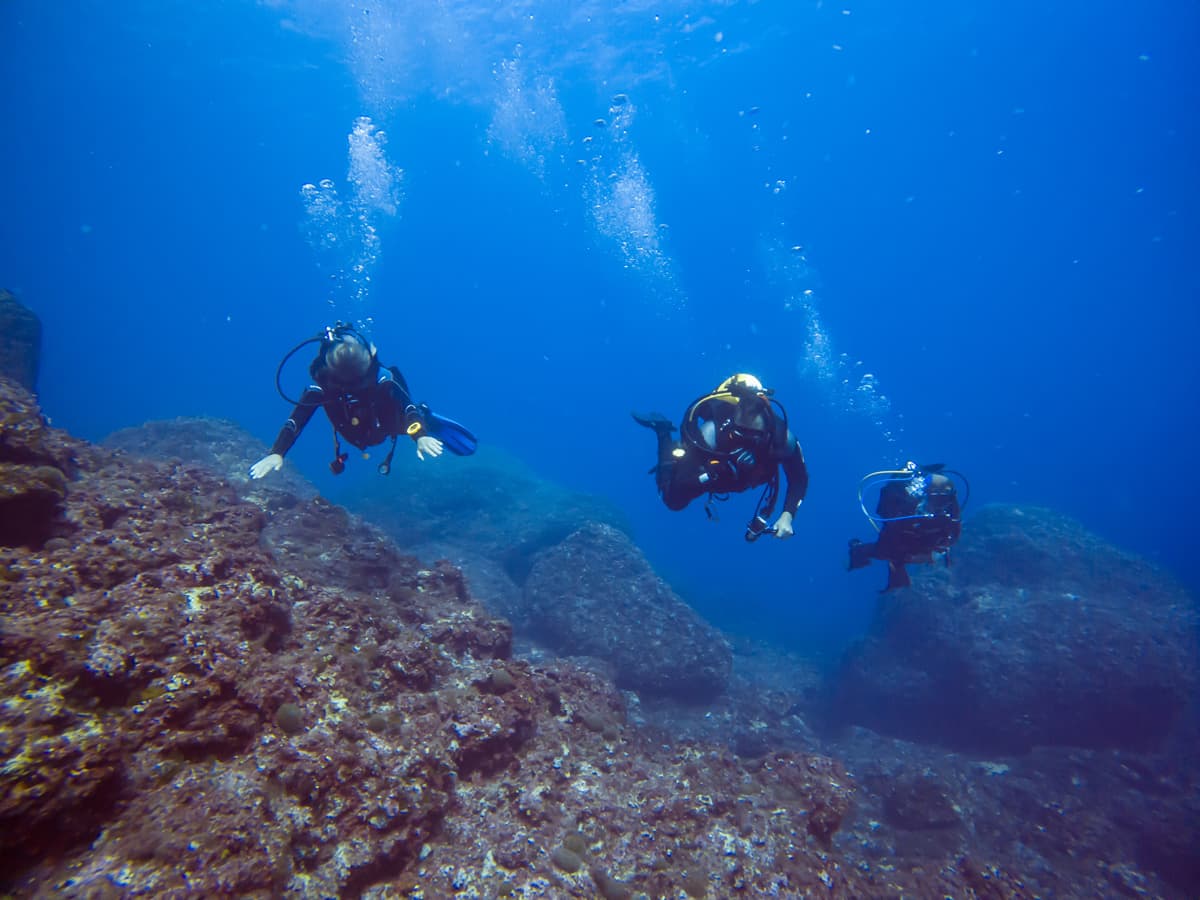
[857,461,970,532]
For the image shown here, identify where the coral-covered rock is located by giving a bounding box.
[0,376,74,548]
[333,445,630,582]
[831,505,1199,753]
[9,414,955,898]
[0,416,512,894]
[103,418,624,627]
[0,290,40,391]
[524,523,732,700]
[881,773,962,831]
[103,415,319,512]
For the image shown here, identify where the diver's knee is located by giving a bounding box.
[663,493,692,512]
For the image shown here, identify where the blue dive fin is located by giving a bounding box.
[425,410,477,456]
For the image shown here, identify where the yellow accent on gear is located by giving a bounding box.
[716,373,765,394]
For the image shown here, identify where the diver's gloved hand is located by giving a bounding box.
[772,510,794,540]
[416,435,444,461]
[249,453,283,480]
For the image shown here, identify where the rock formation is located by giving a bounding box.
[832,504,1199,753]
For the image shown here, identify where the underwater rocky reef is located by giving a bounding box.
[0,288,40,393]
[0,377,985,897]
[833,504,1199,754]
[2,352,1199,896]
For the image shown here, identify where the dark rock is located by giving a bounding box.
[524,523,732,700]
[334,446,630,583]
[882,774,962,830]
[754,751,854,845]
[103,415,318,511]
[0,377,74,548]
[0,290,40,391]
[407,540,525,625]
[0,406,1058,898]
[1136,800,1200,893]
[832,505,1199,753]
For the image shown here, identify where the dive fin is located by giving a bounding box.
[848,538,874,571]
[424,411,477,456]
[631,410,676,436]
[883,560,912,592]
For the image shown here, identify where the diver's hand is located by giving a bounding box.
[416,435,444,460]
[249,453,283,480]
[772,510,794,540]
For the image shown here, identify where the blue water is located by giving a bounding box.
[3,0,1196,657]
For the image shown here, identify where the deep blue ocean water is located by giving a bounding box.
[3,0,1196,658]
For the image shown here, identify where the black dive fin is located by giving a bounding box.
[848,539,874,571]
[883,560,912,592]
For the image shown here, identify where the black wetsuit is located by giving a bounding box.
[271,364,426,459]
[652,408,808,516]
[850,475,961,590]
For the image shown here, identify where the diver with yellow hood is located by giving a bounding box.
[632,374,808,541]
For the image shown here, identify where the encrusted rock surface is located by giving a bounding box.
[333,445,631,584]
[0,376,74,549]
[12,409,1193,897]
[0,290,40,391]
[647,636,1200,899]
[524,523,733,701]
[106,418,735,702]
[832,504,1199,754]
[104,415,319,510]
[4,396,1008,898]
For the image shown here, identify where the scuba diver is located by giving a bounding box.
[249,322,476,480]
[848,461,966,591]
[632,374,808,542]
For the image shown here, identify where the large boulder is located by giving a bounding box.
[0,290,40,391]
[0,376,73,548]
[831,505,1198,754]
[103,416,318,513]
[334,446,630,583]
[2,407,893,899]
[524,523,732,700]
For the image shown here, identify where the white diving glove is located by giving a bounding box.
[772,510,795,540]
[249,453,283,480]
[416,435,444,461]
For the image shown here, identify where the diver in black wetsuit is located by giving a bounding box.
[250,323,473,479]
[849,461,964,591]
[633,374,808,542]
